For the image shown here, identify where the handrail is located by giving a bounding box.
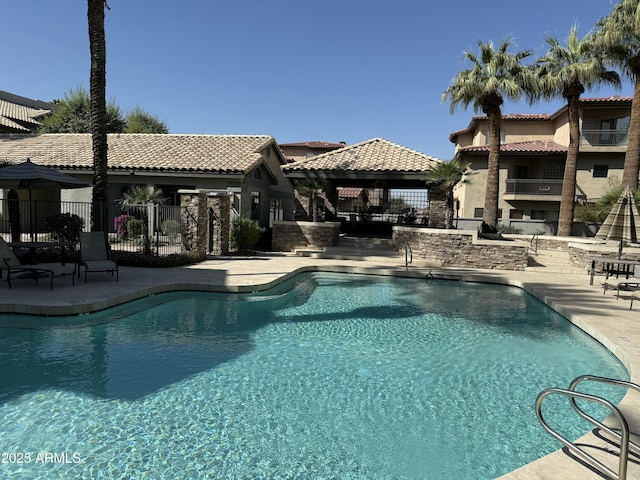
[536,375,640,480]
[405,241,412,269]
[530,234,538,255]
[536,387,630,480]
[568,375,640,455]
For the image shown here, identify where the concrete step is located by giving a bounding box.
[526,249,586,274]
[294,235,403,262]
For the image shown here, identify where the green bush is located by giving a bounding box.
[45,212,85,243]
[111,250,206,267]
[230,216,264,252]
[126,218,143,237]
[161,219,180,239]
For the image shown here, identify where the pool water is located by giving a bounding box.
[0,273,628,479]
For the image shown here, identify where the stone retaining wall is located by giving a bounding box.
[393,226,529,270]
[569,241,640,270]
[272,221,340,251]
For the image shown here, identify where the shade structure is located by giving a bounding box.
[0,158,90,240]
[595,185,640,257]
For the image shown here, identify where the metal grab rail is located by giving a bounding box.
[536,388,629,480]
[405,242,412,269]
[568,376,640,456]
[530,234,539,255]
[536,375,640,480]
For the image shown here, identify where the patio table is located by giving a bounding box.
[586,255,640,285]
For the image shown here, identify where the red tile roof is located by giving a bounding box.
[459,140,567,154]
[279,141,346,149]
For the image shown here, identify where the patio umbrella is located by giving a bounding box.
[595,185,640,258]
[0,158,90,241]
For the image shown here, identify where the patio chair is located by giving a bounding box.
[603,264,640,300]
[0,237,75,290]
[79,232,118,283]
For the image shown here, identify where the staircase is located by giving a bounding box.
[526,249,585,274]
[294,235,403,263]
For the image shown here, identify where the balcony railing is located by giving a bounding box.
[505,179,563,196]
[581,129,628,146]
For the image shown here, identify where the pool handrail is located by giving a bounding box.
[567,375,640,455]
[536,387,629,480]
[536,375,640,480]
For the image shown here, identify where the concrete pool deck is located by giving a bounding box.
[1,249,639,479]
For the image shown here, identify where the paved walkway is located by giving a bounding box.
[1,249,639,479]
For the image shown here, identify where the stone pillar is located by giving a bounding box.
[207,193,232,255]
[179,190,208,255]
[428,188,447,228]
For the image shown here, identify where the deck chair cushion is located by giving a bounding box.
[79,232,118,282]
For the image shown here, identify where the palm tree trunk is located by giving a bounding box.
[88,0,109,233]
[483,108,502,229]
[557,95,581,237]
[622,66,640,191]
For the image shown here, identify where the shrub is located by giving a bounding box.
[45,212,85,243]
[161,219,180,240]
[126,218,143,238]
[111,250,206,267]
[497,224,523,234]
[114,214,134,239]
[230,216,264,252]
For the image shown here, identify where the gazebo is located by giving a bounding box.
[283,138,443,233]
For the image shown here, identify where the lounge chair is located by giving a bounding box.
[0,237,75,289]
[79,232,118,283]
[603,264,640,301]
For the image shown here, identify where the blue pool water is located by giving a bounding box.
[0,272,628,479]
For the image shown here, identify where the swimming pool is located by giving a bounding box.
[0,272,627,479]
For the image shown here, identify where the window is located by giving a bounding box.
[509,210,523,219]
[473,208,502,218]
[543,164,563,180]
[593,165,609,178]
[251,191,260,221]
[513,165,528,179]
[269,198,284,227]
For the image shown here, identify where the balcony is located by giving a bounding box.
[580,129,628,147]
[504,179,562,201]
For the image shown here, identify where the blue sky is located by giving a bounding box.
[2,1,631,160]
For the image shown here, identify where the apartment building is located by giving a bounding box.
[449,96,630,228]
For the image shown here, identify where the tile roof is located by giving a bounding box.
[0,100,51,132]
[279,141,346,149]
[449,96,633,142]
[459,140,567,154]
[337,187,365,198]
[0,133,279,173]
[283,138,441,173]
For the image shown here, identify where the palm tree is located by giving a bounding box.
[597,0,640,191]
[536,26,621,237]
[296,178,329,222]
[118,185,167,255]
[424,157,473,228]
[442,39,534,231]
[88,0,110,233]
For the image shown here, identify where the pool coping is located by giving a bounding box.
[0,255,639,479]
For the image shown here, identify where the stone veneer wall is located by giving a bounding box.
[272,221,340,251]
[393,226,529,270]
[207,193,231,255]
[569,241,640,270]
[179,190,231,255]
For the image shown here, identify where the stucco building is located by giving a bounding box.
[450,96,630,232]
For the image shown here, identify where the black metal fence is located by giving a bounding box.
[0,199,184,256]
